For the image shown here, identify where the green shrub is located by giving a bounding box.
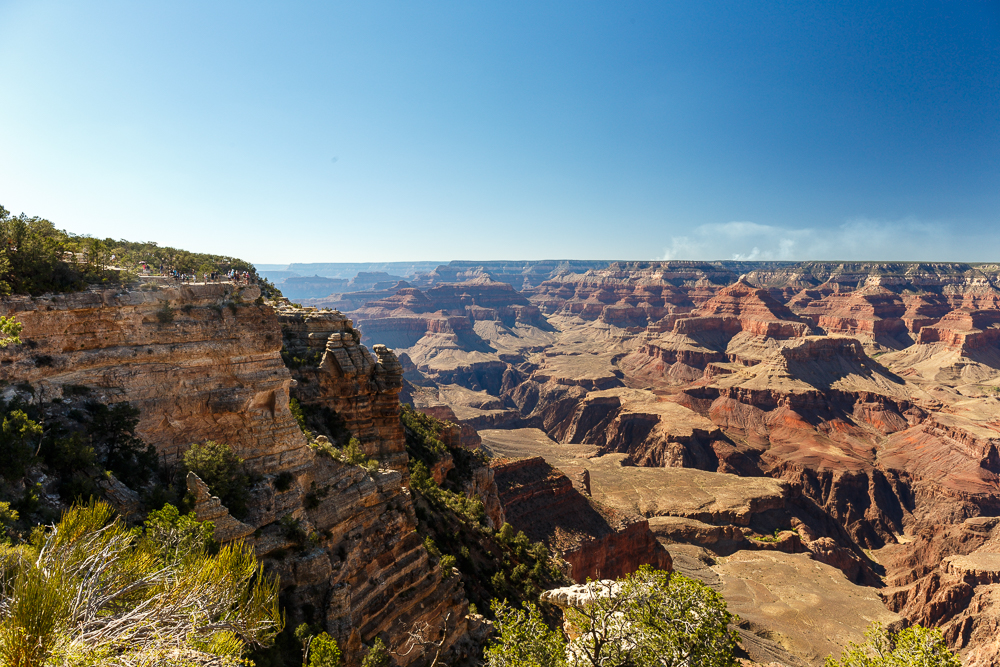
[569,568,739,667]
[142,503,216,561]
[400,404,448,465]
[0,501,19,541]
[280,346,324,370]
[182,441,251,520]
[289,398,311,437]
[0,407,41,480]
[485,600,565,667]
[307,633,341,667]
[309,436,380,476]
[824,622,961,667]
[280,514,307,546]
[360,637,390,667]
[155,302,175,324]
[423,536,441,559]
[275,471,295,492]
[514,530,531,550]
[85,401,157,488]
[0,315,22,348]
[0,500,280,667]
[342,437,368,466]
[40,433,96,476]
[497,522,515,543]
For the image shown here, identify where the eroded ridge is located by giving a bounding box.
[341,262,1000,665]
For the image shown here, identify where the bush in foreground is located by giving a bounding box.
[486,566,739,667]
[0,500,281,667]
[825,622,961,667]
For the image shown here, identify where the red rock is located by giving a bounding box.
[916,308,1000,353]
[791,285,908,340]
[491,457,671,581]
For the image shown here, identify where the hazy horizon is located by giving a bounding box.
[2,2,997,264]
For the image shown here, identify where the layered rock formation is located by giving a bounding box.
[490,456,671,582]
[0,283,302,468]
[879,516,1000,667]
[0,286,474,665]
[278,308,409,473]
[340,261,1000,665]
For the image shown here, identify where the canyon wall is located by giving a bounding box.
[491,456,671,582]
[0,285,474,666]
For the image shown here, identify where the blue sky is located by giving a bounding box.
[1,1,997,263]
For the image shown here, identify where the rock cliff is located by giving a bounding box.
[0,286,474,665]
[491,456,671,582]
[278,308,410,474]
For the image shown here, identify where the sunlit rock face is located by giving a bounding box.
[0,287,475,666]
[0,283,303,467]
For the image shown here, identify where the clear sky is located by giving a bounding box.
[1,1,997,263]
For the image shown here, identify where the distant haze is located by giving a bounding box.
[1,2,997,262]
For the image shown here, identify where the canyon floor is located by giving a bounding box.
[315,260,1000,667]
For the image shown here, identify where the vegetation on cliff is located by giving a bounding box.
[289,398,352,448]
[401,404,572,624]
[182,440,253,520]
[0,204,273,295]
[0,317,22,349]
[0,501,281,667]
[0,394,165,529]
[486,566,738,667]
[825,623,961,667]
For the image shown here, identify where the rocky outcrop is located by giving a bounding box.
[491,457,671,582]
[257,455,474,665]
[462,464,506,530]
[414,404,484,449]
[916,308,1000,353]
[0,287,473,665]
[187,472,255,542]
[790,285,908,341]
[674,279,812,339]
[279,308,409,473]
[879,517,1000,666]
[556,388,727,470]
[0,283,303,468]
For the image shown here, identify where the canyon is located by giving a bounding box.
[327,260,1000,666]
[3,259,999,666]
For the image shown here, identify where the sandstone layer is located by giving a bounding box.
[0,287,475,666]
